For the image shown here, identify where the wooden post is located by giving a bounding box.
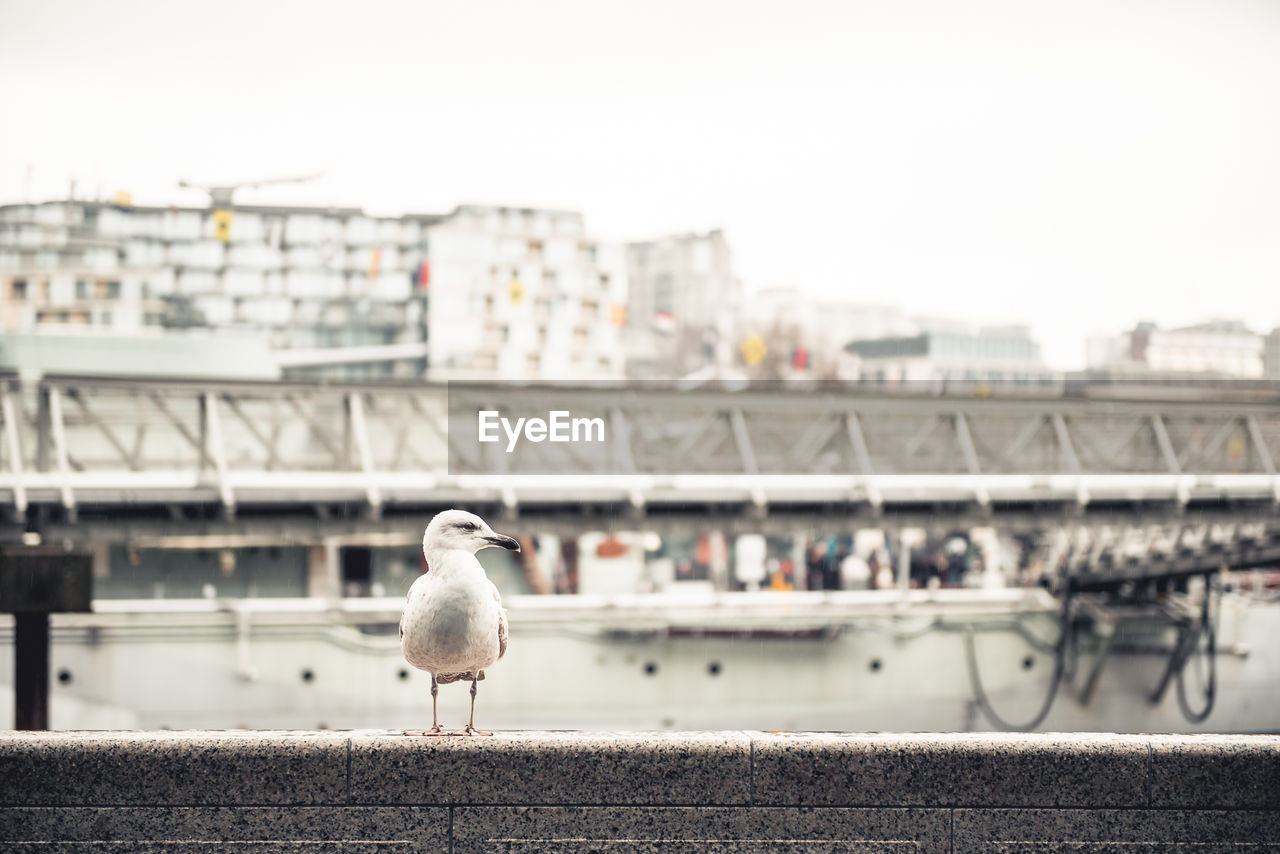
[1,550,93,731]
[14,612,49,730]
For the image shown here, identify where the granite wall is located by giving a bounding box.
[1,731,1277,851]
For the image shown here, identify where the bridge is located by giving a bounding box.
[1,376,1277,735]
[0,375,1277,546]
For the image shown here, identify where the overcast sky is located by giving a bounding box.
[2,0,1278,367]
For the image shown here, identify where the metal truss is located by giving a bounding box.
[0,376,1278,529]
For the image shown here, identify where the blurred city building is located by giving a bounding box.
[0,198,433,379]
[732,288,919,380]
[1260,326,1280,381]
[624,229,740,377]
[844,323,1057,386]
[426,205,628,381]
[0,199,629,381]
[1085,319,1265,379]
[0,329,279,380]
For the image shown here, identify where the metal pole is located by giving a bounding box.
[897,531,911,599]
[14,611,49,730]
[1,389,28,515]
[47,387,76,519]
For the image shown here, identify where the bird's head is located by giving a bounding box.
[423,509,520,556]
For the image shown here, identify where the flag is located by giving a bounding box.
[416,260,430,290]
[654,310,676,334]
[792,345,809,370]
[508,274,524,304]
[610,304,627,325]
[368,247,381,281]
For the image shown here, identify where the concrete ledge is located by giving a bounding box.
[0,731,348,806]
[2,731,1278,851]
[350,731,752,806]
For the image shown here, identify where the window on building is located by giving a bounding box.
[341,547,373,597]
[11,279,27,300]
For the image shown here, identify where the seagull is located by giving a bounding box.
[400,509,519,736]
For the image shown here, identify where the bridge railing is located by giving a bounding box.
[0,375,1277,520]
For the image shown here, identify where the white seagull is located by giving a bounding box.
[400,509,519,736]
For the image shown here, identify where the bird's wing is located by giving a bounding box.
[400,573,431,643]
[490,580,508,661]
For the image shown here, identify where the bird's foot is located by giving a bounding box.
[461,725,493,736]
[403,725,448,737]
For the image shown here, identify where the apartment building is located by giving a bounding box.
[624,230,740,376]
[0,199,628,380]
[425,205,628,380]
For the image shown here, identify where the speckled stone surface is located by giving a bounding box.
[349,730,753,805]
[451,807,950,853]
[953,808,1280,851]
[1149,734,1280,809]
[0,846,352,853]
[0,806,447,849]
[3,730,1279,851]
[751,732,1150,807]
[0,730,347,806]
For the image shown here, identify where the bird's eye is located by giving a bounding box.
[459,522,478,531]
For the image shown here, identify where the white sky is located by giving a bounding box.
[2,0,1278,368]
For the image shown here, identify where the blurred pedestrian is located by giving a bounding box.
[840,551,872,590]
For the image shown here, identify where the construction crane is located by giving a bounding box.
[177,173,323,209]
[178,174,322,242]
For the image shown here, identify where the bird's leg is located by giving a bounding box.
[431,675,443,733]
[463,674,492,736]
[404,675,446,737]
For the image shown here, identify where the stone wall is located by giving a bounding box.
[2,731,1278,851]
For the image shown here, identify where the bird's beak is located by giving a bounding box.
[485,534,521,551]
